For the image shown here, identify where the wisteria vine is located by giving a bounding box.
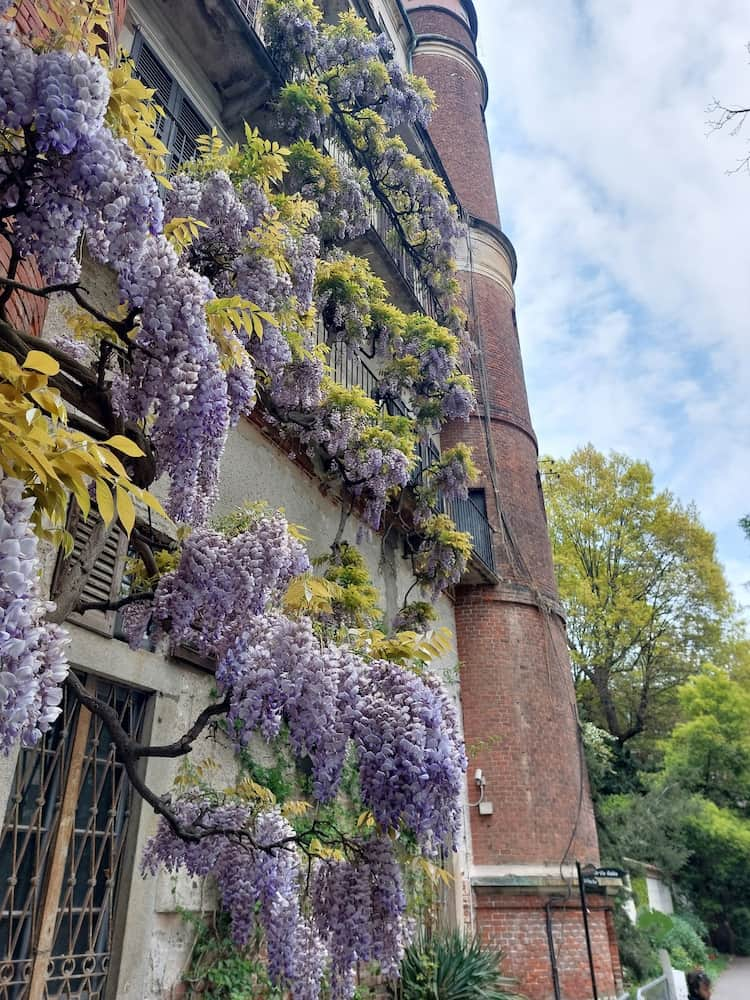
[0,5,478,996]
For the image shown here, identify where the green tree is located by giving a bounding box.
[662,670,750,813]
[543,445,731,747]
[680,800,750,954]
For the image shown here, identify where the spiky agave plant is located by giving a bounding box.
[388,931,522,1000]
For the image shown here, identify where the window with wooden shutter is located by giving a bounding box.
[130,33,210,171]
[52,510,129,638]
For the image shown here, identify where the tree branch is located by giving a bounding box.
[76,590,155,614]
[0,273,139,341]
[131,696,231,760]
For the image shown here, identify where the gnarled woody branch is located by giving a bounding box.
[64,672,354,858]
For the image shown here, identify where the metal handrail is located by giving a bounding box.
[636,975,669,1000]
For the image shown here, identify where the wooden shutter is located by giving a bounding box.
[131,33,209,170]
[53,510,129,638]
[130,36,173,147]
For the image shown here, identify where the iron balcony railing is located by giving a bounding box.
[232,0,442,320]
[368,197,439,319]
[447,494,495,574]
[232,0,264,33]
[315,325,495,574]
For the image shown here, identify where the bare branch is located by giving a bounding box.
[131,696,231,760]
[76,590,155,614]
[0,273,139,341]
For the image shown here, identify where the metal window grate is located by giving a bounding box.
[0,679,148,999]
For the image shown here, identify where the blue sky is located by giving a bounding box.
[474,0,750,609]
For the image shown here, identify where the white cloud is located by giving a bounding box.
[474,0,750,604]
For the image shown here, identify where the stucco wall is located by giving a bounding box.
[0,264,471,998]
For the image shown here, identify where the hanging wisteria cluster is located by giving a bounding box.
[265,1,463,298]
[131,509,465,1000]
[0,16,249,523]
[0,472,69,752]
[124,510,310,657]
[157,127,473,530]
[143,797,408,1000]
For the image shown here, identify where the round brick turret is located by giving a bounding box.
[404,2,622,996]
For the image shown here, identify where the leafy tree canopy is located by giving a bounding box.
[543,445,733,748]
[661,669,750,814]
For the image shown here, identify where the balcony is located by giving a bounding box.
[229,0,443,320]
[314,326,496,579]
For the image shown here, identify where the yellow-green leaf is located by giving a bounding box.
[115,485,136,535]
[95,479,115,525]
[103,434,145,458]
[22,351,60,376]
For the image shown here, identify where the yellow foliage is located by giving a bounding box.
[415,856,454,887]
[163,216,208,255]
[281,800,311,819]
[64,303,131,347]
[191,126,289,191]
[205,297,273,380]
[230,778,277,807]
[0,350,166,546]
[31,0,110,56]
[308,837,345,862]
[106,57,171,185]
[357,810,375,830]
[283,573,345,615]
[347,625,453,666]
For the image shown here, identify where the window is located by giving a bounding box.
[468,488,488,519]
[130,34,210,171]
[0,679,149,999]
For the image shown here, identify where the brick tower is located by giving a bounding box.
[403,2,623,997]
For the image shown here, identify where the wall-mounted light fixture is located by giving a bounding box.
[469,768,493,814]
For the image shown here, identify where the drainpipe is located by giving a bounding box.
[545,900,563,1000]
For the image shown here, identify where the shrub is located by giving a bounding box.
[614,906,660,986]
[637,911,708,970]
[388,931,520,1000]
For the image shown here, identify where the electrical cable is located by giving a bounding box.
[461,206,594,994]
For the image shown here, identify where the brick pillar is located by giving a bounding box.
[403,2,621,996]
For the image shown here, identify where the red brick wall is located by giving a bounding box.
[453,590,599,866]
[408,3,621,994]
[406,6,476,51]
[409,48,500,226]
[442,270,557,590]
[476,891,621,1000]
[12,0,127,45]
[0,240,47,337]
